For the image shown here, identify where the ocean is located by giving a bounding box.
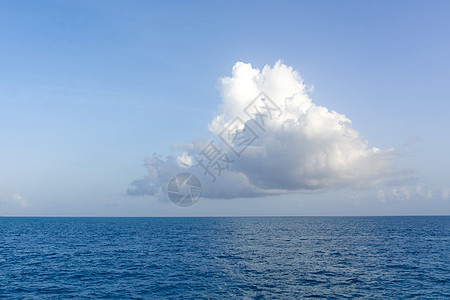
[0,216,448,298]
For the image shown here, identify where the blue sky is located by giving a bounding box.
[1,1,449,216]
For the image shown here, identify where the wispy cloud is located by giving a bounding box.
[3,193,29,208]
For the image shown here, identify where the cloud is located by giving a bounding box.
[385,176,419,187]
[129,61,402,200]
[4,193,29,208]
[378,190,387,203]
[442,187,450,200]
[392,186,411,201]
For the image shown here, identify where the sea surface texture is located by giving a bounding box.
[0,216,448,298]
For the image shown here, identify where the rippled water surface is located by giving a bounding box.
[0,216,449,298]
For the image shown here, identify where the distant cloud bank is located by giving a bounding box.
[128,61,403,200]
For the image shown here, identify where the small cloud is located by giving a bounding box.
[8,193,29,208]
[378,190,387,203]
[392,186,411,201]
[442,187,450,200]
[415,185,433,199]
[176,152,193,169]
[384,184,435,202]
[127,177,162,197]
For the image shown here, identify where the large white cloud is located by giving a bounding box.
[128,61,401,199]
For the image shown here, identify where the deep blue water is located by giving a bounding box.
[0,216,448,298]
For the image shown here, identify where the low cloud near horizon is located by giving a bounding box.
[128,61,405,200]
[0,193,29,208]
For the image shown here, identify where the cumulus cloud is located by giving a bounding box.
[129,61,402,199]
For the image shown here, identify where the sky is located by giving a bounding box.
[0,0,449,216]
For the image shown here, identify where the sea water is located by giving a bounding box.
[0,216,448,298]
